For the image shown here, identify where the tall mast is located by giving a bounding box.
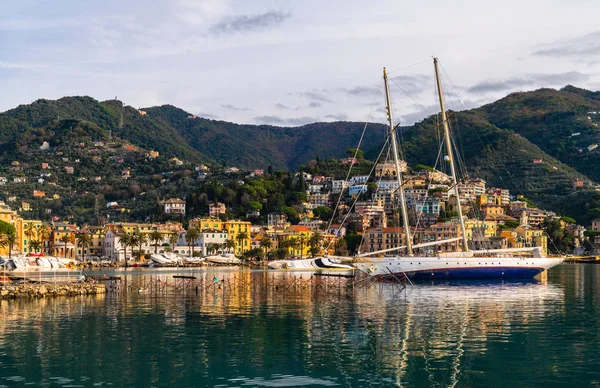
[383,68,413,254]
[433,58,468,252]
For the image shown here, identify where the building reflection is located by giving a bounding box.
[0,269,570,386]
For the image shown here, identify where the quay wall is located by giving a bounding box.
[0,283,107,299]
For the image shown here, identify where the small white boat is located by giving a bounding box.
[36,257,54,268]
[268,257,355,270]
[11,256,30,269]
[206,253,241,265]
[151,254,176,265]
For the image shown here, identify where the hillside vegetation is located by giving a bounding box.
[0,86,599,224]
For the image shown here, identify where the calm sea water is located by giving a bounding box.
[0,264,599,387]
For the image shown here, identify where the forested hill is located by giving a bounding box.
[2,86,600,224]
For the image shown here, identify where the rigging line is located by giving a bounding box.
[385,58,432,75]
[322,81,384,253]
[323,137,391,254]
[389,77,435,118]
[438,60,524,196]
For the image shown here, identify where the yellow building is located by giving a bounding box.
[464,219,498,240]
[278,225,314,257]
[514,225,548,254]
[192,217,225,231]
[51,222,77,258]
[17,219,43,254]
[224,220,251,255]
[0,202,21,256]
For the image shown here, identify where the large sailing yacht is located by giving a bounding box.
[353,58,563,279]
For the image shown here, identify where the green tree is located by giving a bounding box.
[76,232,92,262]
[29,240,41,253]
[0,228,18,259]
[346,148,364,159]
[169,232,179,253]
[334,238,348,256]
[259,237,272,258]
[313,206,332,221]
[224,238,236,253]
[308,232,322,257]
[38,224,50,254]
[185,228,200,257]
[59,234,71,258]
[119,233,133,266]
[236,231,249,254]
[149,230,163,254]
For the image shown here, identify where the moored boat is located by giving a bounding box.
[268,257,354,271]
[205,253,241,265]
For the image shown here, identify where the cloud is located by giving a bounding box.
[291,89,332,103]
[254,115,285,125]
[308,101,321,108]
[389,74,430,95]
[221,104,250,111]
[197,112,218,119]
[0,61,44,70]
[274,103,297,110]
[533,31,600,61]
[343,86,380,97]
[325,113,349,121]
[209,10,290,35]
[254,115,317,126]
[467,72,590,94]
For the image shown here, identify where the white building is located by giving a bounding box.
[164,198,186,215]
[330,180,350,194]
[349,175,369,185]
[177,229,228,256]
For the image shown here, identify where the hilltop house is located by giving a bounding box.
[164,198,186,215]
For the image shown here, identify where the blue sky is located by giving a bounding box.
[1,0,599,126]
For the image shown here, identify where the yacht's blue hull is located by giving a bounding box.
[403,266,544,280]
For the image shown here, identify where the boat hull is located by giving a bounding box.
[268,258,354,270]
[354,256,564,280]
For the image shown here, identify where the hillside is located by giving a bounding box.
[1,88,600,224]
[143,105,384,168]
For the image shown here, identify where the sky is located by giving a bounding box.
[1,0,600,127]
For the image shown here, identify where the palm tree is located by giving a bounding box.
[118,234,133,267]
[59,234,71,258]
[38,224,50,254]
[29,240,41,253]
[185,228,200,257]
[24,223,37,253]
[206,242,217,256]
[0,229,17,259]
[225,238,236,253]
[76,232,92,262]
[288,237,300,257]
[149,230,163,254]
[298,234,308,258]
[259,238,272,257]
[133,231,147,261]
[236,231,249,254]
[308,231,322,257]
[169,232,179,253]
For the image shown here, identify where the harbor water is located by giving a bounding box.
[0,264,599,387]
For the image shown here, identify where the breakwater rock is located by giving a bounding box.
[0,283,107,299]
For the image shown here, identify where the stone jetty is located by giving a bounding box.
[0,283,107,299]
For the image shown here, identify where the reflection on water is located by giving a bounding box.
[0,265,599,387]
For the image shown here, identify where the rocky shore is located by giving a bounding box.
[0,283,107,299]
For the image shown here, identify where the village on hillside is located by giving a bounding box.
[0,156,595,262]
